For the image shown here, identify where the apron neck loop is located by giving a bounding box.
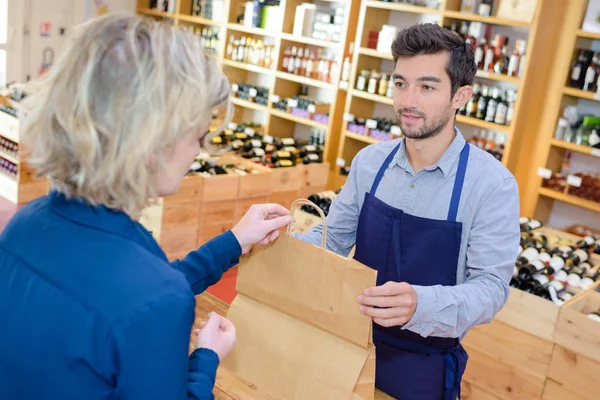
[369,143,401,195]
[447,143,470,222]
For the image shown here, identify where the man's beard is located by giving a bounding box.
[396,105,454,140]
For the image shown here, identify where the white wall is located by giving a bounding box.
[7,0,136,83]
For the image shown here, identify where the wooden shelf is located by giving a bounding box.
[351,89,394,106]
[0,152,18,164]
[365,0,440,14]
[270,109,329,129]
[443,10,530,28]
[577,30,600,40]
[475,70,520,84]
[222,59,273,74]
[344,131,381,145]
[231,97,269,112]
[136,8,176,18]
[275,71,335,89]
[226,23,276,36]
[358,47,393,60]
[551,139,600,157]
[455,115,511,132]
[539,187,600,213]
[563,86,600,101]
[177,14,221,26]
[280,33,340,49]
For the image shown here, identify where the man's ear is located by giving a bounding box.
[452,85,473,112]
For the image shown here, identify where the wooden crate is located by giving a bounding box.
[301,162,330,188]
[548,290,600,400]
[462,318,554,400]
[270,166,302,193]
[268,190,298,211]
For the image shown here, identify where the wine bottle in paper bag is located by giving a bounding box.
[223,199,378,400]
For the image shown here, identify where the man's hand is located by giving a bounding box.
[357,281,418,327]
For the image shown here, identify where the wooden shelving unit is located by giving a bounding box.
[516,0,600,222]
[335,0,551,183]
[136,0,361,169]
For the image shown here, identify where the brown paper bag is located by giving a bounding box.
[223,199,378,400]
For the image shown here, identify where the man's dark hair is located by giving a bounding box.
[391,23,476,97]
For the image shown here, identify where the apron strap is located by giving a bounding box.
[447,143,470,222]
[369,143,402,195]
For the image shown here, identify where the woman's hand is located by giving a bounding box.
[231,203,293,254]
[194,312,236,362]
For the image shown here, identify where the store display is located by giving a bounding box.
[466,129,506,161]
[237,0,282,31]
[510,221,600,304]
[460,83,516,126]
[280,46,338,83]
[477,0,494,17]
[347,116,402,142]
[231,82,269,106]
[542,166,600,204]
[210,120,326,169]
[293,3,344,43]
[554,107,600,149]
[181,26,220,53]
[355,69,393,97]
[0,157,17,179]
[568,49,600,93]
[448,22,527,79]
[375,0,441,10]
[0,137,18,158]
[272,90,330,125]
[301,189,341,216]
[226,35,276,68]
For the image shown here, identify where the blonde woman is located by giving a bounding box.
[0,13,292,400]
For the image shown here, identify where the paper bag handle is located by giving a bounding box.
[287,198,328,249]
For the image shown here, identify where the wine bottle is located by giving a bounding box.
[274,159,295,168]
[587,312,600,323]
[576,236,595,250]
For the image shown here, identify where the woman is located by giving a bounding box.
[0,13,291,400]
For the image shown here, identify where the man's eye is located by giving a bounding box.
[423,85,434,91]
[395,82,406,88]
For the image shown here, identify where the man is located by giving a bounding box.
[295,24,520,400]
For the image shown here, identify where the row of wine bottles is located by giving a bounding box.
[209,121,326,168]
[511,218,600,304]
[302,189,341,217]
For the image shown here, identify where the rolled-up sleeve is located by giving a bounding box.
[403,177,520,339]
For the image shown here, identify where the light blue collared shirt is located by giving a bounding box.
[295,131,520,339]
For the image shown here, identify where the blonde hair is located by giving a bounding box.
[21,12,232,218]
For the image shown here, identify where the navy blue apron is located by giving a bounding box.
[354,141,470,400]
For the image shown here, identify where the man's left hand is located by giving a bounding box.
[357,281,418,327]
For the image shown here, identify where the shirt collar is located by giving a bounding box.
[48,191,168,261]
[394,128,466,178]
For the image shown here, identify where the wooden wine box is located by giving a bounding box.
[140,154,272,260]
[460,287,562,399]
[547,289,600,400]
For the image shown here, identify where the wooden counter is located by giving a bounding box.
[193,292,394,400]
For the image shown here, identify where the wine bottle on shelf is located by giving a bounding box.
[484,87,499,123]
[478,0,493,17]
[476,85,490,120]
[569,50,588,89]
[582,52,599,92]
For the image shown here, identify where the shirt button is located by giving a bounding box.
[410,184,416,189]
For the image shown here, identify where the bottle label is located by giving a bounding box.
[343,113,355,122]
[391,126,402,136]
[587,313,600,323]
[263,135,274,144]
[574,249,589,263]
[245,128,256,136]
[530,259,545,271]
[271,95,281,104]
[282,138,295,146]
[368,79,378,94]
[589,131,600,147]
[366,119,378,129]
[336,157,346,167]
[585,67,596,85]
[308,104,316,113]
[533,274,549,286]
[506,104,515,125]
[277,151,291,158]
[554,270,568,282]
[485,101,498,121]
[567,273,582,287]
[283,146,296,153]
[571,66,581,81]
[254,148,265,157]
[304,145,317,152]
[508,55,519,76]
[494,103,508,125]
[356,76,367,91]
[567,175,582,187]
[527,220,542,230]
[537,168,552,179]
[307,154,319,161]
[484,50,494,70]
[251,140,262,148]
[287,99,299,108]
[474,48,484,65]
[478,4,491,16]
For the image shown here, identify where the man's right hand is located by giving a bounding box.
[195,312,236,361]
